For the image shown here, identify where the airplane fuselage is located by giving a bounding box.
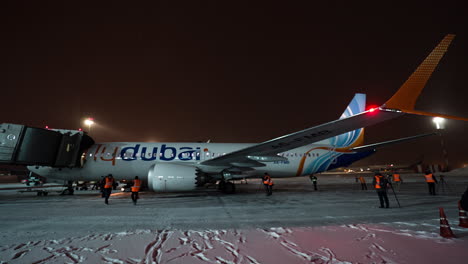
[29,141,374,183]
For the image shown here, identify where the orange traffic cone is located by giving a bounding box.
[458,201,468,228]
[439,207,455,238]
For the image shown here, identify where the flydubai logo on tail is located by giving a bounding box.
[296,93,366,176]
[331,93,366,148]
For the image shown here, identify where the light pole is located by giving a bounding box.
[84,118,94,133]
[432,117,449,171]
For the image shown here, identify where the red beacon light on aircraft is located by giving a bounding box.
[367,105,379,113]
[45,125,49,129]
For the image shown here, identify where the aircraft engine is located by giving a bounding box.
[147,163,212,192]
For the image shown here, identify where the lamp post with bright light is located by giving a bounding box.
[432,117,449,171]
[84,118,94,133]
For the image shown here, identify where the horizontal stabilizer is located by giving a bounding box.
[350,132,436,152]
[397,109,468,122]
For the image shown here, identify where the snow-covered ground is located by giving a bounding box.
[1,174,467,263]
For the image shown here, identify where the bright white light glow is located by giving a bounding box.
[432,117,445,129]
[84,118,94,126]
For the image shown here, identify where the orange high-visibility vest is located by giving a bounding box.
[132,179,141,192]
[263,175,273,185]
[104,177,113,188]
[393,174,401,182]
[425,174,435,183]
[374,176,382,189]
[359,176,366,183]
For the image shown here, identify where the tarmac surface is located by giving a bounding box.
[1,173,468,263]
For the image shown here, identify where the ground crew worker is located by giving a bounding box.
[424,170,438,195]
[309,175,318,191]
[131,176,141,205]
[103,174,114,204]
[263,173,273,196]
[392,172,402,191]
[461,186,468,211]
[373,172,389,208]
[359,176,367,190]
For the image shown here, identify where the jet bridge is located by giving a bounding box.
[0,123,94,168]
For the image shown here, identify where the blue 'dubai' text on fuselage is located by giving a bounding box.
[91,144,202,165]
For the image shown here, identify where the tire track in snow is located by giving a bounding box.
[263,228,315,262]
[143,229,172,264]
[101,255,125,264]
[264,227,354,264]
[31,254,54,264]
[13,243,26,250]
[11,249,29,260]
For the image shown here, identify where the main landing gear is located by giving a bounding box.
[218,180,236,194]
[60,181,74,195]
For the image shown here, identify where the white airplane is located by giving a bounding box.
[1,34,466,193]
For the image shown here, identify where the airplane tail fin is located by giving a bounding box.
[383,34,468,121]
[330,93,366,148]
[339,93,366,120]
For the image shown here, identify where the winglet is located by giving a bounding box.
[384,34,455,110]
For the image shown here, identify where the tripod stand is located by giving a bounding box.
[437,175,452,194]
[387,180,401,208]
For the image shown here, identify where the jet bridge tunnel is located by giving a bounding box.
[0,123,95,168]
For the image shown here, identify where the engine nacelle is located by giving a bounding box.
[148,163,208,192]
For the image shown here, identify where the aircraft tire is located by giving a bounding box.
[218,180,226,191]
[61,189,74,195]
[224,182,236,194]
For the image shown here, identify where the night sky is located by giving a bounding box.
[1,2,467,167]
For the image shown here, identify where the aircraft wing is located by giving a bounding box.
[200,108,404,167]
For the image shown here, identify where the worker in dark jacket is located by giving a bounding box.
[392,172,403,191]
[424,170,438,195]
[309,175,318,191]
[131,176,142,205]
[460,186,468,211]
[263,173,273,196]
[103,174,114,205]
[373,172,390,208]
